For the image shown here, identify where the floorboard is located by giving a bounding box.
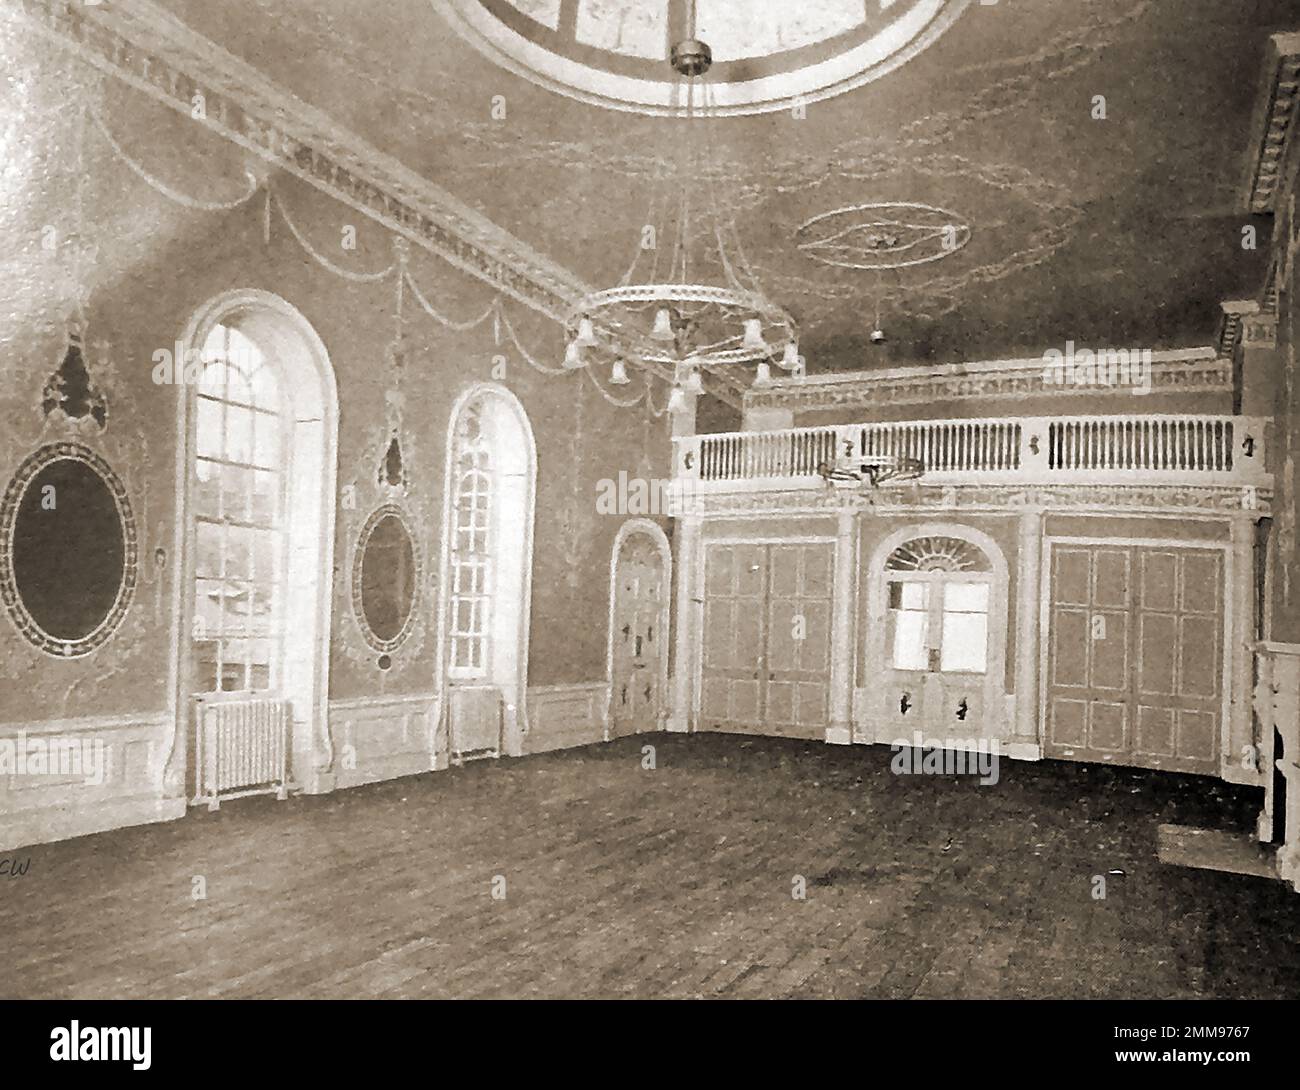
[2,733,1299,999]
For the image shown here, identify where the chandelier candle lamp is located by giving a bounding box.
[561,12,799,410]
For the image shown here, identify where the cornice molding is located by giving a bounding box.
[1218,299,1261,357]
[19,0,585,318]
[1244,30,1300,215]
[17,0,732,403]
[744,349,1229,413]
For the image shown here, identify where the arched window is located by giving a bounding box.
[449,400,493,677]
[439,385,535,757]
[173,291,338,799]
[885,535,993,675]
[191,323,286,693]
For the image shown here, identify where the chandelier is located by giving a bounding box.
[562,21,800,399]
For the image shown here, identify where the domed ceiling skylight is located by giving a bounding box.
[436,0,973,115]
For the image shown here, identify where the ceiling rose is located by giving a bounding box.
[435,0,974,116]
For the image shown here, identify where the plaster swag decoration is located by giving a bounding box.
[0,96,153,690]
[337,260,430,675]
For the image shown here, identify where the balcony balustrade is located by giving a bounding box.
[673,414,1271,491]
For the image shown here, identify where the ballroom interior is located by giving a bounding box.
[3,0,1300,1000]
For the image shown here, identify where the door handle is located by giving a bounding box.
[768,673,775,681]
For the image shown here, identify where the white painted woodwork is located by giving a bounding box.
[1013,509,1044,752]
[669,515,701,733]
[525,683,610,753]
[1226,517,1262,784]
[0,712,184,853]
[863,524,1009,747]
[1253,642,1300,890]
[673,414,1271,491]
[826,509,857,745]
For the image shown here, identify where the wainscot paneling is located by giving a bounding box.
[524,684,609,755]
[328,693,442,790]
[0,713,183,853]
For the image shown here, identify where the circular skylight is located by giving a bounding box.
[436,0,973,116]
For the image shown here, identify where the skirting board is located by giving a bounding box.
[0,795,186,855]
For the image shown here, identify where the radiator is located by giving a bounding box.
[448,686,502,762]
[194,697,291,811]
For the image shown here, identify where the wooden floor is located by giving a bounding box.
[4,733,1300,999]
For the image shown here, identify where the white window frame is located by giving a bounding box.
[448,408,494,680]
[886,569,992,676]
[190,322,292,696]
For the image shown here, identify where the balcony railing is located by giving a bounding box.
[674,414,1270,489]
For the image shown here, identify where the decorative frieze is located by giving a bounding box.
[744,351,1229,413]
[676,482,1272,520]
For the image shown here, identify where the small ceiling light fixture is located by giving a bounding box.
[609,358,630,385]
[575,315,598,348]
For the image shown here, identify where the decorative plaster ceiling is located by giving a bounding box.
[436,0,974,115]
[9,0,1293,375]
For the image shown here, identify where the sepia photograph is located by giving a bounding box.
[1,0,1298,1064]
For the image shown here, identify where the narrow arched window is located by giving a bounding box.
[449,401,493,677]
[191,322,287,693]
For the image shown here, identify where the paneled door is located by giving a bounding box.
[699,542,832,739]
[609,530,669,737]
[871,534,1003,745]
[1045,542,1224,774]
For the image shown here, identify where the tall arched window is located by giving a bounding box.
[191,322,286,693]
[440,385,535,757]
[171,291,338,799]
[449,400,493,677]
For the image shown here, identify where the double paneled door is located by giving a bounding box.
[1045,543,1223,774]
[699,542,832,740]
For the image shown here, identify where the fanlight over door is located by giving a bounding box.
[872,532,1007,745]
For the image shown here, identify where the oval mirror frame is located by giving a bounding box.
[0,442,138,658]
[351,503,420,655]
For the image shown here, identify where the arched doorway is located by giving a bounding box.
[866,524,1009,745]
[438,384,536,761]
[607,519,671,738]
[167,290,339,805]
